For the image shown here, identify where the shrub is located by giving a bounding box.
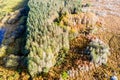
[26,0,82,77]
[85,38,110,66]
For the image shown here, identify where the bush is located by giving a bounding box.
[26,0,82,77]
[85,38,110,66]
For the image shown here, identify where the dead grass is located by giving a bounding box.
[0,0,28,20]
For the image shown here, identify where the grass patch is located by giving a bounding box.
[0,0,28,20]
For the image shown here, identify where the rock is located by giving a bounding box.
[110,76,118,80]
[4,54,20,68]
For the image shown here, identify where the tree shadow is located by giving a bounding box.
[11,0,29,12]
[0,0,30,79]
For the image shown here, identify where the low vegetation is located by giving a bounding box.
[0,0,119,80]
[0,0,28,20]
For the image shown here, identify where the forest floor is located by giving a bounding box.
[48,0,120,80]
[0,0,120,80]
[72,0,120,79]
[35,0,120,80]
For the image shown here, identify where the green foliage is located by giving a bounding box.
[6,46,15,54]
[0,46,7,57]
[55,49,67,66]
[90,48,99,62]
[26,0,82,77]
[85,39,110,65]
[4,54,20,68]
[61,71,69,80]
